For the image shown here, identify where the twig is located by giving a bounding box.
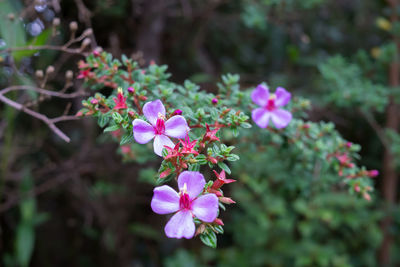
[0,85,86,98]
[0,94,79,142]
[359,109,389,149]
[4,45,88,56]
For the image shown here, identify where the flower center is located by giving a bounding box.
[265,94,276,111]
[155,118,165,135]
[179,193,191,210]
[179,183,191,210]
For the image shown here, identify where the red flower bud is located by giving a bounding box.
[214,218,224,226]
[208,157,218,164]
[139,95,148,101]
[219,197,236,204]
[160,169,172,179]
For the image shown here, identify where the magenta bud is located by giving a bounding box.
[212,98,218,104]
[128,87,135,94]
[346,142,352,148]
[174,109,182,115]
[93,50,100,57]
[90,99,98,105]
[368,170,379,177]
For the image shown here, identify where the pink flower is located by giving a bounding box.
[180,135,198,155]
[113,88,128,110]
[151,171,219,239]
[211,170,236,190]
[132,100,189,156]
[251,85,292,129]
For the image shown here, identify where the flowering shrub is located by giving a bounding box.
[78,51,377,247]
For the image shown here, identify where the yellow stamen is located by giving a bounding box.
[180,183,188,195]
[269,93,276,100]
[158,112,165,120]
[117,87,123,94]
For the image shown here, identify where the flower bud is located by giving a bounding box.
[127,87,135,94]
[65,70,73,80]
[160,169,171,179]
[52,17,60,27]
[90,99,98,105]
[139,95,148,101]
[368,170,379,177]
[219,197,236,204]
[354,184,360,192]
[214,218,224,226]
[69,21,78,32]
[46,65,55,74]
[128,111,136,118]
[212,98,218,104]
[35,70,44,79]
[173,109,182,115]
[363,192,371,201]
[208,157,218,164]
[195,224,206,236]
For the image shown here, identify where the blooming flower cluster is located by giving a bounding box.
[78,51,378,246]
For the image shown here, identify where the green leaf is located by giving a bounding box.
[112,112,123,123]
[218,162,231,174]
[120,133,133,145]
[104,124,120,132]
[15,223,35,267]
[13,29,51,62]
[98,114,110,128]
[200,231,217,248]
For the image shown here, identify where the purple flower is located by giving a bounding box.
[251,85,292,129]
[151,171,219,239]
[132,100,189,156]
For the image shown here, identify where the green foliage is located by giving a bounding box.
[319,55,388,112]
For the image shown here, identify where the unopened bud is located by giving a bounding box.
[69,21,78,32]
[127,87,135,94]
[65,70,73,80]
[363,192,371,201]
[219,197,236,204]
[52,17,60,27]
[128,111,135,118]
[160,169,171,179]
[208,157,218,164]
[35,70,44,79]
[214,218,224,226]
[173,109,182,115]
[195,224,206,236]
[368,170,379,177]
[90,99,98,105]
[139,95,148,101]
[46,65,55,74]
[212,98,218,104]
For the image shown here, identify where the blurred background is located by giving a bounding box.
[0,0,400,266]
